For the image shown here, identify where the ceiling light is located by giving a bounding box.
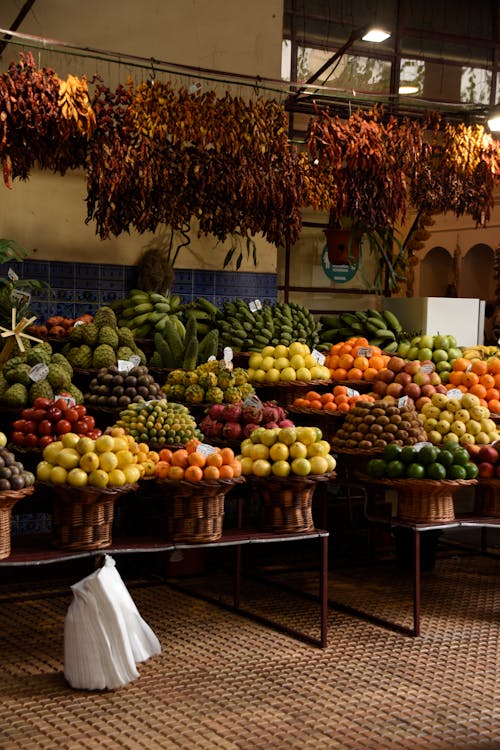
[487,110,500,132]
[361,28,391,43]
[399,84,420,95]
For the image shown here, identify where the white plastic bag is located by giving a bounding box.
[64,555,161,690]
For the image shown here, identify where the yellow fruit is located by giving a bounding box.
[309,455,329,475]
[273,345,289,359]
[123,465,141,484]
[49,466,68,484]
[36,461,53,482]
[88,469,109,488]
[279,367,297,381]
[112,436,129,452]
[67,468,89,488]
[288,342,306,358]
[261,356,276,372]
[99,451,119,472]
[289,354,305,370]
[56,448,81,470]
[250,443,270,460]
[76,436,95,455]
[114,450,135,469]
[61,432,80,450]
[94,434,115,453]
[107,468,127,487]
[79,452,100,473]
[264,368,281,383]
[249,353,263,370]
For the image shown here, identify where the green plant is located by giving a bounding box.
[0,239,49,329]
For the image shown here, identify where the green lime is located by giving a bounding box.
[418,445,439,464]
[437,449,454,468]
[383,444,403,461]
[386,460,405,478]
[447,464,467,480]
[366,458,387,478]
[406,462,425,479]
[464,462,479,479]
[426,462,447,480]
[401,446,418,464]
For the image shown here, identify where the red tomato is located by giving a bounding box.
[32,409,48,422]
[38,435,54,448]
[47,406,62,421]
[55,420,72,435]
[37,419,53,436]
[33,397,51,410]
[21,407,36,421]
[75,404,87,418]
[73,420,88,434]
[83,415,95,431]
[12,419,27,432]
[54,398,70,412]
[63,408,79,424]
[11,431,26,446]
[23,420,37,434]
[88,429,102,439]
[23,433,39,449]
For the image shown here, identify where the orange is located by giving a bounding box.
[155,461,170,478]
[470,359,488,376]
[332,368,348,381]
[184,465,203,482]
[171,449,189,468]
[188,451,206,468]
[469,383,487,400]
[206,452,223,468]
[363,367,378,381]
[324,401,337,412]
[230,460,242,478]
[168,465,185,480]
[488,358,500,375]
[309,399,323,410]
[494,373,500,389]
[337,402,350,412]
[347,367,363,381]
[321,392,335,404]
[479,373,495,389]
[185,438,201,454]
[338,344,353,356]
[462,371,479,387]
[203,465,220,480]
[327,354,339,369]
[220,447,235,465]
[448,371,464,386]
[306,390,322,401]
[485,388,500,401]
[452,358,471,372]
[368,355,385,371]
[333,385,348,396]
[488,398,500,413]
[159,448,173,462]
[219,464,234,479]
[353,356,369,371]
[335,394,349,404]
[338,353,354,370]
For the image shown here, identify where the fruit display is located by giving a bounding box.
[463,442,500,479]
[418,391,500,447]
[113,288,184,339]
[0,445,35,490]
[0,341,84,408]
[149,312,219,370]
[365,442,479,481]
[35,430,145,488]
[330,399,428,451]
[114,399,203,446]
[237,425,336,478]
[247,341,330,384]
[62,306,146,370]
[27,313,94,340]
[443,357,500,413]
[318,308,404,351]
[154,441,242,482]
[84,365,165,409]
[11,396,101,449]
[292,385,376,413]
[162,360,254,405]
[367,356,448,408]
[395,333,463,374]
[324,338,391,381]
[200,399,293,442]
[216,299,320,352]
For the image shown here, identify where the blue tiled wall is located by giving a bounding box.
[5,260,278,322]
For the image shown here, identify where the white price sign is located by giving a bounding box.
[29,364,49,382]
[346,387,360,397]
[447,388,463,399]
[196,443,218,457]
[117,359,134,373]
[357,347,373,358]
[312,348,326,365]
[11,289,31,306]
[248,299,262,312]
[57,394,76,408]
[8,267,19,282]
[398,396,409,408]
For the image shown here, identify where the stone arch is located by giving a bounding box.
[419,246,454,297]
[460,243,495,301]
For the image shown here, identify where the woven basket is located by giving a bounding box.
[50,483,137,551]
[248,472,335,534]
[475,478,500,517]
[355,475,477,523]
[157,476,245,543]
[0,486,35,559]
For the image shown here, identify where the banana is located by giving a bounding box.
[382,309,403,333]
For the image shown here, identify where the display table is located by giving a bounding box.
[1,527,329,649]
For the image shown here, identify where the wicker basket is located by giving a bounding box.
[475,478,500,517]
[0,486,35,559]
[50,483,137,551]
[355,475,477,523]
[157,476,245,543]
[247,472,335,534]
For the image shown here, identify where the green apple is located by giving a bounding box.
[420,334,434,349]
[418,347,433,361]
[432,349,449,363]
[433,334,450,350]
[436,360,452,373]
[397,342,411,357]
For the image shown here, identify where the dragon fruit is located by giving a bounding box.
[207,403,226,421]
[200,415,224,438]
[222,402,243,423]
[242,402,263,424]
[243,422,261,438]
[278,419,295,429]
[222,421,243,441]
[262,404,280,424]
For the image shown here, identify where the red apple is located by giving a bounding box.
[386,382,404,398]
[478,445,500,465]
[404,360,421,376]
[420,384,437,398]
[478,462,495,478]
[415,396,432,411]
[395,371,412,387]
[372,380,388,396]
[435,384,448,394]
[387,356,406,373]
[403,383,421,400]
[465,443,481,458]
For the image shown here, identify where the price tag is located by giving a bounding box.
[221,347,233,370]
[73,320,85,327]
[11,289,31,306]
[398,396,409,408]
[243,393,263,410]
[117,359,134,373]
[57,394,76,408]
[420,363,434,374]
[129,355,141,367]
[29,364,49,382]
[447,388,463,399]
[248,299,262,312]
[8,267,19,282]
[414,441,433,450]
[357,347,373,358]
[311,348,326,365]
[207,355,217,361]
[196,443,218,457]
[465,363,472,372]
[346,387,360,397]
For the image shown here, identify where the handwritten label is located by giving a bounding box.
[207,355,217,361]
[117,359,134,373]
[420,363,434,374]
[414,441,433,450]
[221,347,234,370]
[243,393,263,410]
[129,355,141,367]
[398,396,409,408]
[248,299,262,312]
[196,443,218,457]
[11,289,31,307]
[73,320,85,327]
[447,388,463,399]
[29,364,49,382]
[311,348,326,365]
[8,268,19,282]
[57,394,76,408]
[357,347,373,358]
[346,387,360,397]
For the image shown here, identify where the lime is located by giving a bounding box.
[401,446,418,464]
[426,462,447,480]
[418,445,439,464]
[449,447,470,466]
[406,462,425,479]
[386,460,405,478]
[447,464,467,480]
[366,458,387,478]
[437,449,454,468]
[383,444,403,462]
[464,462,479,479]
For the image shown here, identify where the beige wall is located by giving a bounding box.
[0,0,283,273]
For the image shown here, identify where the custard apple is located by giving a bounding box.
[3,382,28,407]
[92,344,116,369]
[50,353,73,378]
[118,327,136,348]
[47,363,72,389]
[94,306,117,329]
[27,345,52,367]
[0,372,8,398]
[98,325,119,348]
[117,346,134,361]
[5,363,31,386]
[29,379,54,403]
[58,383,84,405]
[81,323,99,347]
[66,345,93,369]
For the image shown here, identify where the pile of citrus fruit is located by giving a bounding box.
[292,385,376,413]
[366,442,479,481]
[154,438,242,482]
[443,357,500,414]
[324,338,391,382]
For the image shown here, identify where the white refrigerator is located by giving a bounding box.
[382,297,485,347]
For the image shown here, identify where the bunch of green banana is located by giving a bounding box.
[181,297,220,341]
[114,289,183,339]
[318,308,403,352]
[216,299,320,352]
